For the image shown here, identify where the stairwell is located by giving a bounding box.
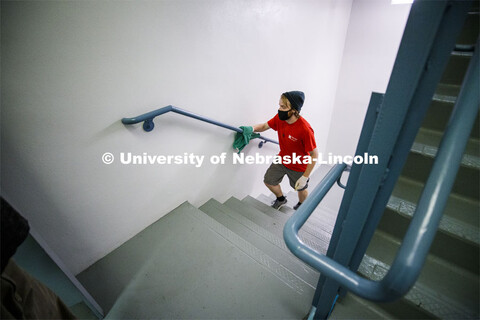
[77,165,348,319]
[76,3,479,320]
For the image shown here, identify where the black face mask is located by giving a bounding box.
[278,109,291,121]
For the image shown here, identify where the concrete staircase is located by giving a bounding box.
[76,143,478,319]
[77,165,350,319]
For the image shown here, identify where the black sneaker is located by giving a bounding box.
[293,202,302,210]
[271,197,287,210]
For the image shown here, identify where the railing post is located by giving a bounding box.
[283,40,478,303]
[311,92,383,318]
[346,0,473,284]
[304,0,473,317]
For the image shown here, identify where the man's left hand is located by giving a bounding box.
[295,176,309,191]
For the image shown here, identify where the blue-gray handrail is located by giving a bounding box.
[122,105,278,147]
[284,41,479,302]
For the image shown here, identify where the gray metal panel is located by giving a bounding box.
[14,235,85,307]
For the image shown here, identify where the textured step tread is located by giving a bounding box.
[105,202,313,319]
[242,195,333,248]
[362,231,479,319]
[199,198,319,288]
[330,294,390,319]
[412,128,480,169]
[224,197,328,254]
[423,99,480,140]
[257,193,295,215]
[263,191,338,220]
[380,207,479,276]
[435,83,461,97]
[390,176,479,246]
[329,291,434,320]
[242,196,335,234]
[402,151,479,200]
[440,50,473,85]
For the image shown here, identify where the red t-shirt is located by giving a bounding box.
[267,114,317,172]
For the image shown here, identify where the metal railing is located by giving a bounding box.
[121,105,278,148]
[283,39,479,303]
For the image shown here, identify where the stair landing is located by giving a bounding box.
[79,202,314,319]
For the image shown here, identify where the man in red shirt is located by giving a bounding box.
[253,91,318,210]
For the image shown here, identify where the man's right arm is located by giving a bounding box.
[252,123,270,133]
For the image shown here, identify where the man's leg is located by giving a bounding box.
[285,168,309,209]
[266,182,287,209]
[265,182,284,198]
[298,189,308,203]
[264,164,287,198]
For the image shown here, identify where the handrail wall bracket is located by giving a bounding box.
[143,119,155,132]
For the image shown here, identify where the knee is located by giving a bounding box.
[265,181,279,189]
[298,188,308,195]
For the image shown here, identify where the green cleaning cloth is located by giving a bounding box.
[233,126,260,153]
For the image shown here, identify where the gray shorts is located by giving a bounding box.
[264,163,309,191]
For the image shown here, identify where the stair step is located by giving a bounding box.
[435,83,462,97]
[242,196,333,249]
[283,191,340,224]
[455,9,479,46]
[387,177,480,246]
[412,128,480,170]
[256,192,337,220]
[223,197,329,254]
[362,231,479,319]
[379,207,479,275]
[256,193,295,215]
[422,95,480,140]
[330,291,434,320]
[199,198,319,288]
[389,177,479,273]
[90,202,313,318]
[440,52,472,85]
[246,192,336,235]
[402,150,480,200]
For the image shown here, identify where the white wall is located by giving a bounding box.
[1,0,352,275]
[326,0,411,157]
